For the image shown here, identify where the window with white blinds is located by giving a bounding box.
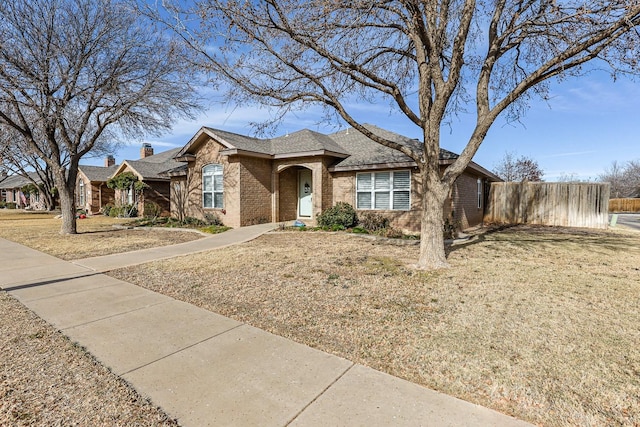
[203,164,224,208]
[356,170,410,210]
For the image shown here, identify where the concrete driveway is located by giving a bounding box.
[611,213,640,231]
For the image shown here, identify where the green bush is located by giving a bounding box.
[144,201,163,218]
[108,206,120,217]
[358,211,390,232]
[0,201,5,209]
[317,202,358,228]
[183,216,206,227]
[6,202,17,209]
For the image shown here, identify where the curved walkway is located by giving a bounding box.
[0,225,533,427]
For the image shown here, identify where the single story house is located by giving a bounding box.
[108,144,182,216]
[168,125,501,232]
[0,173,43,209]
[77,156,119,214]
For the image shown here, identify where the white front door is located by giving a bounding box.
[298,169,312,217]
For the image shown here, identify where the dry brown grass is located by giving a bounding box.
[0,210,202,260]
[0,291,178,426]
[110,226,640,427]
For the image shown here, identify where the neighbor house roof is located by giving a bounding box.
[0,172,41,189]
[112,147,183,181]
[78,165,120,182]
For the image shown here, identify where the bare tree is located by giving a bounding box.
[1,127,59,210]
[156,0,640,269]
[600,159,640,197]
[0,0,199,234]
[493,152,544,182]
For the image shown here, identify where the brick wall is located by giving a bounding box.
[278,167,298,221]
[141,181,171,216]
[331,167,484,233]
[448,173,484,229]
[182,137,241,228]
[238,156,272,225]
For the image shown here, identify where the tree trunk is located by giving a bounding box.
[53,170,77,235]
[415,168,450,270]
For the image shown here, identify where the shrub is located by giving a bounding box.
[6,202,17,209]
[204,213,223,226]
[381,227,404,239]
[102,203,114,216]
[0,201,5,209]
[183,216,206,227]
[144,201,163,219]
[317,202,358,228]
[358,211,390,232]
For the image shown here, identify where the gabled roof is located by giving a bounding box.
[175,124,500,181]
[176,127,350,160]
[0,172,41,189]
[78,165,120,182]
[112,147,183,181]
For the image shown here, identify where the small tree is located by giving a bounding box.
[107,172,147,217]
[493,152,544,182]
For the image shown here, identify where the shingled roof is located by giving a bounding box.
[0,172,41,189]
[78,165,120,182]
[327,124,459,170]
[115,147,183,181]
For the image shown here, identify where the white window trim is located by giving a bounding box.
[477,178,482,209]
[356,170,411,211]
[202,163,224,209]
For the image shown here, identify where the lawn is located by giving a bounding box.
[1,208,638,426]
[108,226,640,427]
[0,209,202,260]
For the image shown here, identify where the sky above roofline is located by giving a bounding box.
[80,70,640,183]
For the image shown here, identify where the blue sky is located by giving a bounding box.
[85,71,640,182]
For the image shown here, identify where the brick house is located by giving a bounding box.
[108,144,182,216]
[169,125,501,232]
[77,156,119,214]
[0,173,43,209]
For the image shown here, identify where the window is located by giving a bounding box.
[203,164,224,208]
[78,180,85,206]
[477,178,482,209]
[356,170,410,210]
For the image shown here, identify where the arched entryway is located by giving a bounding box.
[277,165,313,222]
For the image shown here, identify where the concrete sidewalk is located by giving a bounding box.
[0,232,533,426]
[72,222,278,272]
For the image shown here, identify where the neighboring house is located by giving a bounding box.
[170,125,501,232]
[77,156,119,214]
[0,173,43,209]
[109,144,183,216]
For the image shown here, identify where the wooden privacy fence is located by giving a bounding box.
[609,198,640,213]
[484,182,610,229]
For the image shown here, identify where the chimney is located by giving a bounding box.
[140,143,154,159]
[104,155,115,167]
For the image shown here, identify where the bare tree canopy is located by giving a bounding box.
[156,0,640,269]
[0,0,200,233]
[493,152,544,182]
[600,160,640,198]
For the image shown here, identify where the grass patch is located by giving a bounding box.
[109,226,640,426]
[199,225,232,234]
[0,210,202,260]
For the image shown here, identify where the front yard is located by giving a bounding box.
[0,210,202,260]
[1,208,638,426]
[109,227,640,427]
